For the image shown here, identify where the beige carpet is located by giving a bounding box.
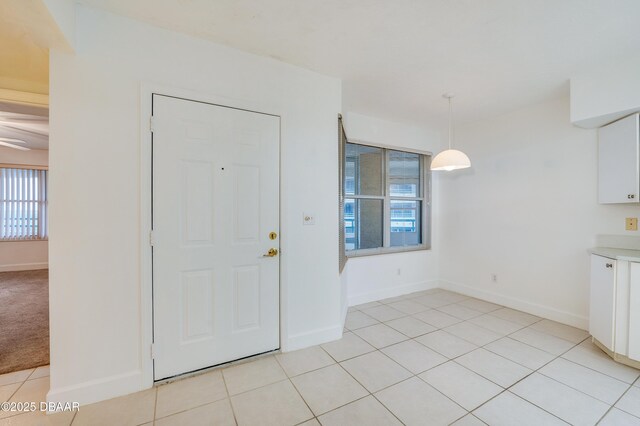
[0,269,49,374]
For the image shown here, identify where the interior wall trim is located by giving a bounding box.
[348,279,439,307]
[439,279,588,330]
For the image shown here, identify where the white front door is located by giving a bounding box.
[152,94,280,380]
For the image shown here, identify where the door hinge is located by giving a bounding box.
[150,116,156,132]
[150,343,156,359]
[149,230,155,246]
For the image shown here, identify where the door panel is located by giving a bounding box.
[152,95,280,380]
[598,114,639,204]
[234,165,261,242]
[589,254,616,351]
[233,265,261,331]
[629,262,640,361]
[182,269,215,340]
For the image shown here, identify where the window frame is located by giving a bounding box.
[343,140,432,257]
[0,164,49,242]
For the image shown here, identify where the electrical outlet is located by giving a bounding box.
[626,217,638,231]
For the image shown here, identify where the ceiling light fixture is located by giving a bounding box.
[0,138,30,151]
[430,93,471,171]
[0,137,27,144]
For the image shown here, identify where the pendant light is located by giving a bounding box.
[431,94,471,171]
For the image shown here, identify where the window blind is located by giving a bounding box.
[338,115,348,273]
[0,167,48,240]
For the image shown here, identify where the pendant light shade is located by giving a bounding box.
[431,149,471,171]
[431,94,471,171]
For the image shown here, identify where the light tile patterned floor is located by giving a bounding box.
[2,289,640,425]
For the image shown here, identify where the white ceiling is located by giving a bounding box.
[0,0,54,95]
[79,0,640,128]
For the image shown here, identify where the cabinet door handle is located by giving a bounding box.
[628,194,636,199]
[606,263,613,268]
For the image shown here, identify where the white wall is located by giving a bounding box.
[49,5,341,405]
[0,146,48,271]
[342,112,444,305]
[571,55,640,128]
[439,96,639,328]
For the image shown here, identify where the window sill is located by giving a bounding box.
[346,244,430,258]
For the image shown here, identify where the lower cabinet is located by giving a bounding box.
[589,255,616,351]
[589,254,640,366]
[629,262,640,361]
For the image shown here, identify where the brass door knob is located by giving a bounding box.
[263,248,278,257]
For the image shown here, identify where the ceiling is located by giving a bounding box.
[0,0,53,95]
[73,1,640,127]
[0,0,59,151]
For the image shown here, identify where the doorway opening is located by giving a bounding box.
[0,100,50,376]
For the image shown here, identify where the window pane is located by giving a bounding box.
[0,168,46,240]
[390,200,421,247]
[345,143,383,196]
[344,198,383,250]
[389,150,420,197]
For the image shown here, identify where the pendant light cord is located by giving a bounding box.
[448,96,452,150]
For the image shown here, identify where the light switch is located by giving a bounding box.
[626,217,638,231]
[303,213,315,225]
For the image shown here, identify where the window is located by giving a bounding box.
[0,167,48,240]
[343,142,430,255]
[338,115,348,272]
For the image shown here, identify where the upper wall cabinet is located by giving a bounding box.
[598,113,640,204]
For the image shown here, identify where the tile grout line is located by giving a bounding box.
[441,323,623,422]
[32,290,634,425]
[284,376,317,424]
[3,373,31,406]
[0,373,58,424]
[220,364,242,426]
[290,353,409,425]
[317,342,416,424]
[153,396,232,423]
[152,384,159,423]
[595,381,640,424]
[272,353,316,424]
[329,311,483,423]
[464,334,588,425]
[363,299,640,421]
[488,331,637,424]
[554,344,640,384]
[355,295,640,426]
[371,292,613,425]
[535,358,634,405]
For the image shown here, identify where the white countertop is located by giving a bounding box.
[590,247,640,262]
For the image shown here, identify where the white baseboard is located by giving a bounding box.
[283,324,343,352]
[341,297,349,327]
[348,280,439,307]
[439,280,588,330]
[0,262,48,272]
[47,370,144,408]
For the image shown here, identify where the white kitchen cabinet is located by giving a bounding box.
[589,251,640,368]
[598,113,640,204]
[589,254,616,351]
[629,262,640,361]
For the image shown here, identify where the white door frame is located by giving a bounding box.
[139,82,284,388]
